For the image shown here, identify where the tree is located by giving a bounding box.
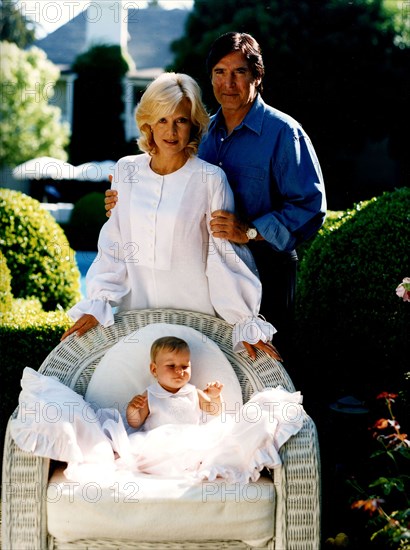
[0,0,36,48]
[170,0,409,210]
[69,45,130,165]
[0,41,70,168]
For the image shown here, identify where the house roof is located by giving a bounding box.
[34,7,190,71]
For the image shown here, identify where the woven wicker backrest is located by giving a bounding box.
[38,309,296,403]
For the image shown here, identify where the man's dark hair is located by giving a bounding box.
[206,32,265,93]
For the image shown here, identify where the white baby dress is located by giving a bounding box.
[10,368,304,486]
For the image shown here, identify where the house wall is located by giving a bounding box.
[49,74,76,127]
[85,0,129,52]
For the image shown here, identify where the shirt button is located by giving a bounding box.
[219,162,222,166]
[220,138,224,142]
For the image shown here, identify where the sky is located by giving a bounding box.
[18,0,406,39]
[18,0,194,38]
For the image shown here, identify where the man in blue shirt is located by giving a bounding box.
[201,32,326,360]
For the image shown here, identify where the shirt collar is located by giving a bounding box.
[209,93,265,136]
[149,381,195,398]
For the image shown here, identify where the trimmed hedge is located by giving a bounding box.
[0,299,71,456]
[64,191,107,251]
[295,187,410,401]
[0,248,13,312]
[297,209,345,263]
[0,189,81,310]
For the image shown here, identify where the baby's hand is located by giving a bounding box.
[128,394,147,410]
[126,393,149,428]
[204,381,224,398]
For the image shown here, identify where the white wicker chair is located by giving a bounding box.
[2,308,321,550]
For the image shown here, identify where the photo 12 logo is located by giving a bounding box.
[19,2,142,27]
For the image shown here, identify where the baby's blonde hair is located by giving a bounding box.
[150,336,190,363]
[136,72,209,157]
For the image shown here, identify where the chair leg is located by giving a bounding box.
[2,420,50,550]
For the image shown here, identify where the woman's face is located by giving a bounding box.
[150,98,193,157]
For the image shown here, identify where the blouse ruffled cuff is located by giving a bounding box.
[67,298,114,328]
[232,317,277,353]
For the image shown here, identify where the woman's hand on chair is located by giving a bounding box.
[243,340,283,362]
[61,314,99,340]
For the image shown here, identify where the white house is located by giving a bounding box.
[2,2,190,196]
[35,1,190,141]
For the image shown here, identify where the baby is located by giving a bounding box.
[10,337,304,484]
[126,336,224,430]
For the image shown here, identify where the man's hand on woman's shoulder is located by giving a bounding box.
[105,187,118,217]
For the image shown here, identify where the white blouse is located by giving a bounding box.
[143,382,201,431]
[68,154,275,351]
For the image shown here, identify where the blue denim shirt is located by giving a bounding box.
[198,95,327,253]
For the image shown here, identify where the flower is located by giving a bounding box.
[351,498,385,515]
[376,392,398,403]
[349,393,410,547]
[396,277,410,302]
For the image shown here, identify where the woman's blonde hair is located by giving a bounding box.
[136,72,209,157]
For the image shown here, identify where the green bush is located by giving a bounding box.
[0,189,81,310]
[65,192,107,250]
[297,209,345,262]
[0,299,71,457]
[295,187,410,401]
[0,248,13,313]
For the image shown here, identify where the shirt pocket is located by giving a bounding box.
[226,163,265,183]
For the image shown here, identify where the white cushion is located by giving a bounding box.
[85,323,243,425]
[47,465,275,547]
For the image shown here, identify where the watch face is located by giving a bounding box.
[247,228,257,239]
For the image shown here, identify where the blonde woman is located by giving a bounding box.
[62,73,280,360]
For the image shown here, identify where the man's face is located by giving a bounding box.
[211,51,260,114]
